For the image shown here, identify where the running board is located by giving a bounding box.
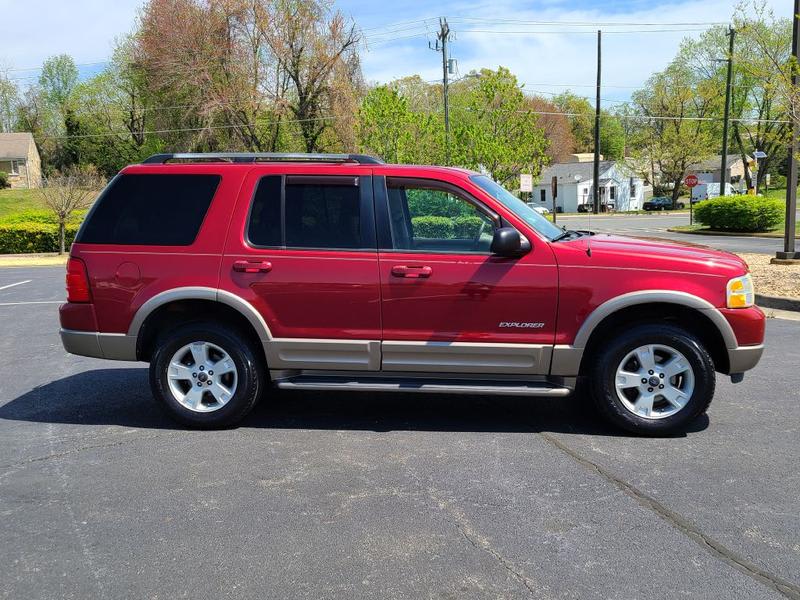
[275,376,572,397]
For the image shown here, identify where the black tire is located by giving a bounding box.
[587,323,715,435]
[149,322,266,428]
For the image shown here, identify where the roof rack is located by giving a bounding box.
[141,152,383,165]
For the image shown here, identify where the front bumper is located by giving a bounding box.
[60,329,138,361]
[727,344,764,374]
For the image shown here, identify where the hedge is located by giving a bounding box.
[411,216,454,239]
[0,222,79,254]
[453,215,485,238]
[693,196,784,232]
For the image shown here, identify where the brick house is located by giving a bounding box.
[0,133,42,189]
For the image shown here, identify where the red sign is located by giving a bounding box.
[684,174,699,188]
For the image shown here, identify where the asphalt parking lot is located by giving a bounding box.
[1,267,799,599]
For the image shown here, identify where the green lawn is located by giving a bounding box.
[0,189,47,220]
[670,223,799,237]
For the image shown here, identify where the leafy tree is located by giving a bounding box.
[449,67,548,185]
[552,91,625,159]
[0,74,19,132]
[38,166,104,254]
[39,55,78,115]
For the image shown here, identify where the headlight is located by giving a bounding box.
[727,274,754,308]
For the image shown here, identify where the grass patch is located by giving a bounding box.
[669,223,799,237]
[0,189,47,220]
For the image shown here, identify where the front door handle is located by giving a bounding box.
[391,265,432,279]
[233,260,273,274]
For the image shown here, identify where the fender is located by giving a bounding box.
[128,286,273,342]
[551,290,738,376]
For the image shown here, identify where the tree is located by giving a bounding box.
[0,73,19,132]
[39,55,79,117]
[450,68,549,186]
[38,167,103,254]
[630,57,718,202]
[524,95,575,162]
[552,91,625,159]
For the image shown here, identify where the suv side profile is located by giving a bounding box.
[60,153,765,435]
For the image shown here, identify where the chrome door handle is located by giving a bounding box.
[233,260,272,273]
[391,265,432,278]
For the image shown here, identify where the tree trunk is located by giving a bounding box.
[59,222,65,256]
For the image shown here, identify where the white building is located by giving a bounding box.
[531,156,645,213]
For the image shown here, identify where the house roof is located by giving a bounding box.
[537,160,617,184]
[688,154,749,172]
[0,133,35,160]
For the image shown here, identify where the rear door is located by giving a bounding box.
[220,166,381,371]
[374,174,559,375]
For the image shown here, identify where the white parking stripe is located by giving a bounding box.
[0,280,32,291]
[0,300,63,306]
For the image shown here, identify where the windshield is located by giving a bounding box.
[470,175,564,241]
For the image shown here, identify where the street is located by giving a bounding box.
[1,267,799,599]
[556,212,797,255]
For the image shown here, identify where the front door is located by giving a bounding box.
[375,176,558,375]
[221,167,381,371]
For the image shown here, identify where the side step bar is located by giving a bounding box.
[275,376,572,397]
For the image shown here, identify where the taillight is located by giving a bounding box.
[66,257,91,303]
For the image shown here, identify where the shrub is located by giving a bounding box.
[694,196,784,232]
[0,222,79,254]
[0,171,8,189]
[0,209,87,226]
[411,216,454,238]
[453,215,485,238]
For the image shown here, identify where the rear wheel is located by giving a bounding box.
[149,322,265,428]
[587,324,715,435]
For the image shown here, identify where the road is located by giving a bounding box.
[557,212,794,255]
[1,267,799,599]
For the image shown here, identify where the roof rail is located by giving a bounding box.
[141,152,383,165]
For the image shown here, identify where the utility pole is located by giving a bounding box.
[593,30,602,214]
[431,18,453,165]
[776,0,800,260]
[720,27,735,195]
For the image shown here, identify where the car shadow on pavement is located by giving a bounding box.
[0,368,709,437]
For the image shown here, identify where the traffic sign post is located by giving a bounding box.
[684,174,699,225]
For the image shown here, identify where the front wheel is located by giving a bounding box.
[149,322,266,428]
[587,324,715,435]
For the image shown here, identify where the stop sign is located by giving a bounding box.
[684,174,699,188]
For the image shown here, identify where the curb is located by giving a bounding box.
[666,228,783,239]
[756,294,800,313]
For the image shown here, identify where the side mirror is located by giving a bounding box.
[490,227,529,257]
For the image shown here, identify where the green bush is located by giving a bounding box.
[0,222,79,253]
[0,172,8,189]
[453,215,485,238]
[411,216,454,239]
[0,209,87,226]
[694,196,784,232]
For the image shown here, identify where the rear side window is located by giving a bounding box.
[77,174,220,245]
[248,175,367,250]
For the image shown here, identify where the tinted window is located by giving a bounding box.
[247,176,282,247]
[248,176,363,249]
[78,174,220,245]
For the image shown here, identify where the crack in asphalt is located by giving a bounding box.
[537,431,800,600]
[0,431,174,473]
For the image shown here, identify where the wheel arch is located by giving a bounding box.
[129,287,272,363]
[551,291,737,377]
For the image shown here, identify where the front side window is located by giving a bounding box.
[248,175,364,250]
[386,179,496,253]
[77,174,220,245]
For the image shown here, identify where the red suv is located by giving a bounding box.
[59,153,765,434]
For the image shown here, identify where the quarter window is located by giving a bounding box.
[386,179,496,253]
[77,174,220,246]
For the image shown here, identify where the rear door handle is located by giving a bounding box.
[391,265,432,279]
[233,260,272,274]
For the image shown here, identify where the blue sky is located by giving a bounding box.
[0,0,791,103]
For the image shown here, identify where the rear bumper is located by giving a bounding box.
[60,329,138,361]
[727,344,764,374]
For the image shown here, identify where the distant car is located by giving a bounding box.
[526,204,550,215]
[643,197,685,211]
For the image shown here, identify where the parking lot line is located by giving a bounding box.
[0,300,63,306]
[0,280,32,291]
